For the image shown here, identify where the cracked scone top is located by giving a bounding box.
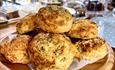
[68,19,98,39]
[16,14,38,34]
[36,5,73,33]
[75,37,108,61]
[28,32,79,70]
[0,35,31,64]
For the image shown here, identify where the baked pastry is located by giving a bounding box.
[28,32,79,70]
[36,5,73,33]
[16,14,38,34]
[75,37,108,61]
[0,35,31,64]
[68,19,98,39]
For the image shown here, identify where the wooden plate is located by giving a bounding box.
[0,24,114,70]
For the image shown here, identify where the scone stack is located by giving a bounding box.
[0,5,108,70]
[28,5,79,70]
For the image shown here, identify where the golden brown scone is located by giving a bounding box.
[28,32,79,70]
[36,5,73,33]
[16,14,38,34]
[35,66,65,70]
[68,19,98,39]
[75,37,108,61]
[0,35,31,64]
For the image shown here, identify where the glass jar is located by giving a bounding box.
[85,0,105,18]
[64,0,87,18]
[39,0,62,6]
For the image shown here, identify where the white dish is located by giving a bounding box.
[92,17,115,48]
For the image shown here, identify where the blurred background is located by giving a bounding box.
[0,0,115,47]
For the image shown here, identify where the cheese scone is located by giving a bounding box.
[68,19,98,39]
[0,35,31,64]
[16,14,38,34]
[36,5,73,33]
[75,37,108,61]
[28,32,79,70]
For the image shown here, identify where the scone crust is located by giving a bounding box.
[37,5,73,33]
[75,37,108,61]
[16,14,38,34]
[68,19,98,39]
[29,32,78,70]
[0,35,31,64]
